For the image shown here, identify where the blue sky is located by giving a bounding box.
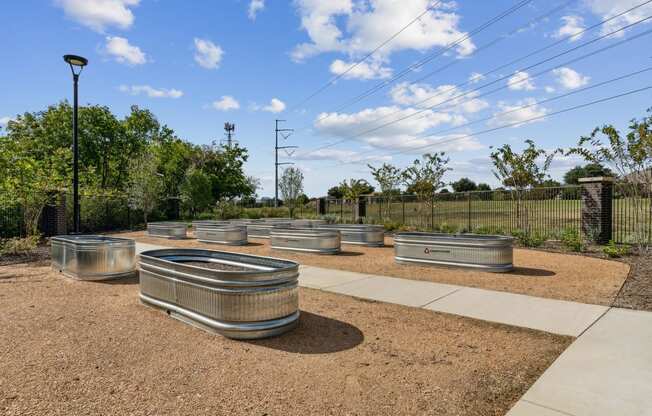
[1,0,651,197]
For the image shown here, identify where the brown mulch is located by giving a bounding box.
[611,253,652,312]
[119,231,629,306]
[0,245,50,267]
[0,263,571,416]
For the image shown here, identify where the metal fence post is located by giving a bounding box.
[402,196,406,225]
[467,192,472,231]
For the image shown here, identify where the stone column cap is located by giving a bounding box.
[578,176,615,184]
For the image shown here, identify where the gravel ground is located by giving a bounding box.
[120,231,629,306]
[0,262,570,416]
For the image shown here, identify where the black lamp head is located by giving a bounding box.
[63,54,88,67]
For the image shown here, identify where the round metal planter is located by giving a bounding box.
[316,224,384,247]
[147,222,187,239]
[244,222,292,239]
[394,232,514,273]
[51,235,136,280]
[270,228,341,255]
[139,248,300,339]
[195,224,248,246]
[291,219,327,228]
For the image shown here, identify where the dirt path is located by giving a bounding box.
[0,262,570,416]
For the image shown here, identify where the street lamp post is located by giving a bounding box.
[63,54,88,234]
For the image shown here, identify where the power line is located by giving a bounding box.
[340,66,652,162]
[302,0,535,128]
[296,13,652,157]
[324,85,652,168]
[289,1,444,111]
[275,119,297,207]
[296,0,652,159]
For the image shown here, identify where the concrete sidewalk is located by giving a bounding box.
[507,308,652,416]
[299,265,608,337]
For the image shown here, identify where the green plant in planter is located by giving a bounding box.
[512,229,546,247]
[602,240,630,258]
[560,227,583,252]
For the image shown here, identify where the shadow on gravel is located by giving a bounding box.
[510,267,556,277]
[98,273,140,285]
[249,311,364,354]
[337,251,364,257]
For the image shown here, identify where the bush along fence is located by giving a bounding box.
[0,193,181,238]
[317,177,651,245]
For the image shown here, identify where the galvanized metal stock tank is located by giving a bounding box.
[394,232,514,272]
[195,224,248,246]
[316,224,384,247]
[147,222,187,239]
[51,235,136,280]
[270,228,341,254]
[139,248,300,339]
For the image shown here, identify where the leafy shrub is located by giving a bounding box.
[560,227,583,252]
[438,223,458,234]
[195,211,217,220]
[0,236,40,255]
[320,214,338,224]
[602,240,630,258]
[382,221,402,232]
[512,229,546,247]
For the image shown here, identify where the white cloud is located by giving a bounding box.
[545,86,556,93]
[248,0,265,20]
[329,59,392,80]
[313,105,482,154]
[552,67,590,90]
[263,98,286,113]
[488,99,548,128]
[212,95,240,111]
[507,71,536,91]
[390,82,489,114]
[119,85,183,98]
[585,0,652,37]
[553,16,585,41]
[292,148,392,163]
[468,72,485,84]
[0,116,13,128]
[56,0,139,32]
[105,36,146,65]
[193,38,223,69]
[291,0,475,63]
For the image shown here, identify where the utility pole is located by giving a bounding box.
[223,122,236,148]
[275,119,297,207]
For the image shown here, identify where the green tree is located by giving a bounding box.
[490,140,556,230]
[567,109,652,249]
[451,177,477,193]
[339,179,374,200]
[126,153,165,224]
[477,183,491,191]
[327,186,344,199]
[563,163,614,185]
[368,162,402,216]
[279,167,304,218]
[180,166,213,218]
[402,152,451,212]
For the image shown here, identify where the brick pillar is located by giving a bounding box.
[39,193,67,236]
[579,177,614,244]
[318,197,327,215]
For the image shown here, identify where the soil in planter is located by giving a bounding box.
[179,261,253,272]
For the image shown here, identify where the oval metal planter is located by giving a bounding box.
[270,228,341,255]
[191,220,232,228]
[316,224,384,247]
[139,248,300,339]
[291,219,327,228]
[244,222,292,239]
[147,222,187,239]
[195,224,248,246]
[394,232,514,272]
[51,235,136,280]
